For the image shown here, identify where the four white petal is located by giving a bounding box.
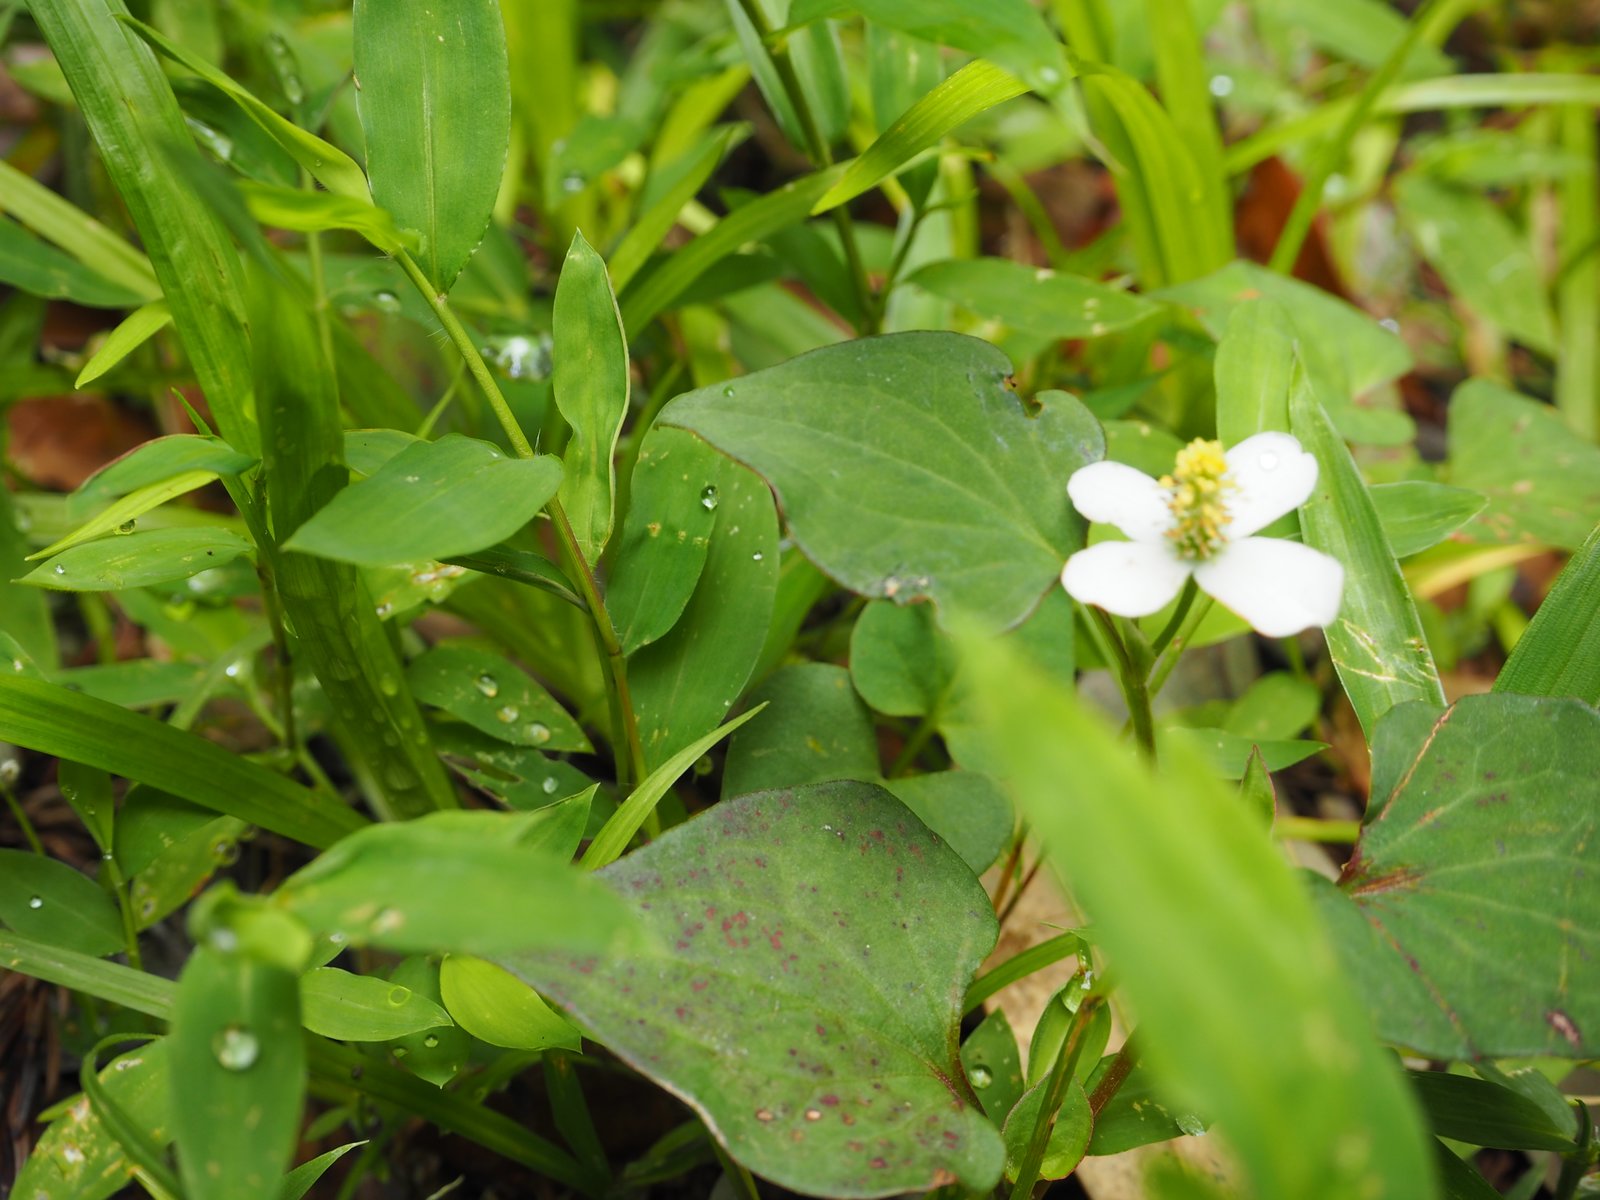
[1061,431,1345,637]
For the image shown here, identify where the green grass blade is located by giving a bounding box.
[582,704,767,871]
[250,273,456,821]
[814,59,1028,213]
[0,157,159,298]
[619,166,844,335]
[0,676,366,848]
[1291,386,1445,736]
[30,0,257,454]
[1556,102,1598,441]
[609,126,740,293]
[120,14,371,203]
[1493,521,1600,706]
[75,301,173,388]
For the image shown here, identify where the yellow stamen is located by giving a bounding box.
[1160,439,1235,560]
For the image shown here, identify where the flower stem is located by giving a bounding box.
[1090,607,1156,760]
[1149,578,1198,661]
[395,250,647,791]
[1147,596,1214,701]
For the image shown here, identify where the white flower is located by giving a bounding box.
[1061,432,1344,638]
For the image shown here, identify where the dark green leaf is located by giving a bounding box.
[1407,1071,1576,1152]
[722,663,880,798]
[629,454,779,769]
[354,0,510,289]
[1085,1056,1203,1155]
[0,214,148,307]
[961,1008,1026,1124]
[1370,481,1487,559]
[1447,380,1600,551]
[23,528,254,592]
[0,677,365,849]
[407,642,591,753]
[885,772,1012,874]
[1314,693,1600,1059]
[504,782,1005,1197]
[1215,299,1295,446]
[169,948,305,1200]
[850,599,957,718]
[662,334,1103,632]
[1494,520,1600,705]
[0,848,124,957]
[607,426,720,655]
[285,435,562,567]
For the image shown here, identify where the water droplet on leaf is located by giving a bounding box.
[212,1024,259,1071]
[969,1065,993,1088]
[525,722,551,745]
[27,895,42,910]
[496,705,519,724]
[542,776,560,795]
[700,485,719,511]
[475,674,499,698]
[423,1034,440,1049]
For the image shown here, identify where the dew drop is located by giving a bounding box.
[541,776,560,795]
[560,172,586,194]
[27,895,43,910]
[212,839,240,866]
[751,551,764,562]
[1176,1112,1207,1137]
[1208,74,1235,98]
[0,758,20,785]
[525,722,551,745]
[423,1034,440,1049]
[722,386,735,398]
[387,985,411,1007]
[116,519,136,534]
[475,673,500,698]
[212,1024,259,1071]
[393,1046,409,1058]
[496,705,520,724]
[372,290,401,312]
[53,564,66,576]
[1036,65,1061,87]
[700,485,719,511]
[969,1065,993,1089]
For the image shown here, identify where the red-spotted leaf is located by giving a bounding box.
[500,781,1004,1197]
[1312,693,1600,1059]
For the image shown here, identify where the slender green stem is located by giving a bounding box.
[1147,597,1214,701]
[1090,607,1156,759]
[1007,997,1103,1200]
[1274,817,1362,844]
[3,783,44,854]
[710,1137,763,1200]
[733,0,877,331]
[1149,578,1198,661]
[1269,0,1476,273]
[394,249,647,790]
[888,713,939,777]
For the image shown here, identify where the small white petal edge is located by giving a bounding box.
[1193,537,1344,637]
[1061,540,1191,619]
[1225,432,1319,539]
[1066,461,1171,543]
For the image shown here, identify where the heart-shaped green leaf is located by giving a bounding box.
[662,333,1102,632]
[502,782,1004,1197]
[1313,692,1600,1059]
